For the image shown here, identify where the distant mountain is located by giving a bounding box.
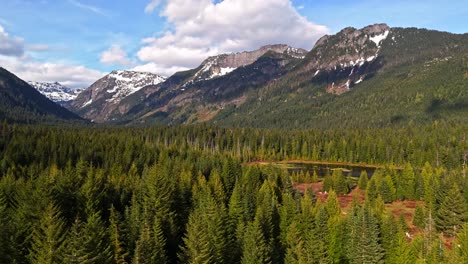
[28,81,82,104]
[68,70,166,122]
[73,44,307,123]
[186,44,307,84]
[0,67,82,123]
[64,24,467,128]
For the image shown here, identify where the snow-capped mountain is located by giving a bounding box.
[28,81,83,103]
[69,70,166,122]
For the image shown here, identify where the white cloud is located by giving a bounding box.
[100,45,133,66]
[132,62,187,77]
[0,25,24,57]
[0,55,105,88]
[0,25,104,88]
[145,0,162,13]
[137,0,329,75]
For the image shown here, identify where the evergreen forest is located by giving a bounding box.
[0,122,466,263]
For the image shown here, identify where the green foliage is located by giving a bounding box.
[413,204,426,229]
[0,123,465,263]
[241,221,271,264]
[436,183,466,236]
[358,171,368,190]
[29,203,67,264]
[346,204,384,264]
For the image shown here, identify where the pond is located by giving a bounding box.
[270,161,378,178]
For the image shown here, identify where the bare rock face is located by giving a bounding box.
[308,23,390,70]
[303,23,391,94]
[69,70,166,122]
[190,44,307,83]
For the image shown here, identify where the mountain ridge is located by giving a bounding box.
[0,67,83,123]
[28,81,83,104]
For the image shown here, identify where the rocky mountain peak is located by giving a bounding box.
[28,81,82,104]
[191,44,307,83]
[304,23,392,94]
[69,70,166,122]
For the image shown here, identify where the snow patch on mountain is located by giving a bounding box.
[28,81,82,103]
[370,30,389,47]
[102,70,166,104]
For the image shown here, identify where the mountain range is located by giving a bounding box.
[1,23,467,127]
[28,81,83,105]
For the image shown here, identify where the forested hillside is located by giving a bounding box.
[0,68,82,124]
[0,123,466,263]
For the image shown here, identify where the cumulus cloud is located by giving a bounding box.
[132,62,188,77]
[0,25,104,88]
[137,0,329,75]
[100,45,133,66]
[0,25,25,57]
[0,56,105,88]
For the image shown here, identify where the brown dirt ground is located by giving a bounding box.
[292,182,454,248]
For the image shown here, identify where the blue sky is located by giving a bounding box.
[0,0,466,88]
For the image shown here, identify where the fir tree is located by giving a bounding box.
[109,207,128,264]
[358,170,368,190]
[29,203,67,264]
[346,204,384,264]
[179,211,211,264]
[241,221,271,264]
[378,176,396,203]
[63,210,111,264]
[413,204,426,229]
[436,183,466,236]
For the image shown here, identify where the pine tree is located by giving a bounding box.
[209,168,226,206]
[388,228,413,264]
[109,207,128,264]
[311,170,319,183]
[133,219,167,264]
[399,214,410,233]
[279,191,299,251]
[454,222,468,263]
[378,176,396,203]
[400,163,415,200]
[325,190,341,217]
[327,215,345,264]
[332,169,348,195]
[227,181,244,263]
[358,170,368,190]
[241,221,271,264]
[313,201,329,263]
[346,204,384,264]
[284,220,304,264]
[179,210,212,264]
[29,203,67,264]
[0,194,13,263]
[436,183,466,236]
[63,218,111,264]
[366,178,378,202]
[413,204,426,229]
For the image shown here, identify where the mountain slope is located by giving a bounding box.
[68,70,166,122]
[0,67,82,123]
[117,44,307,124]
[208,24,468,128]
[28,81,82,104]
